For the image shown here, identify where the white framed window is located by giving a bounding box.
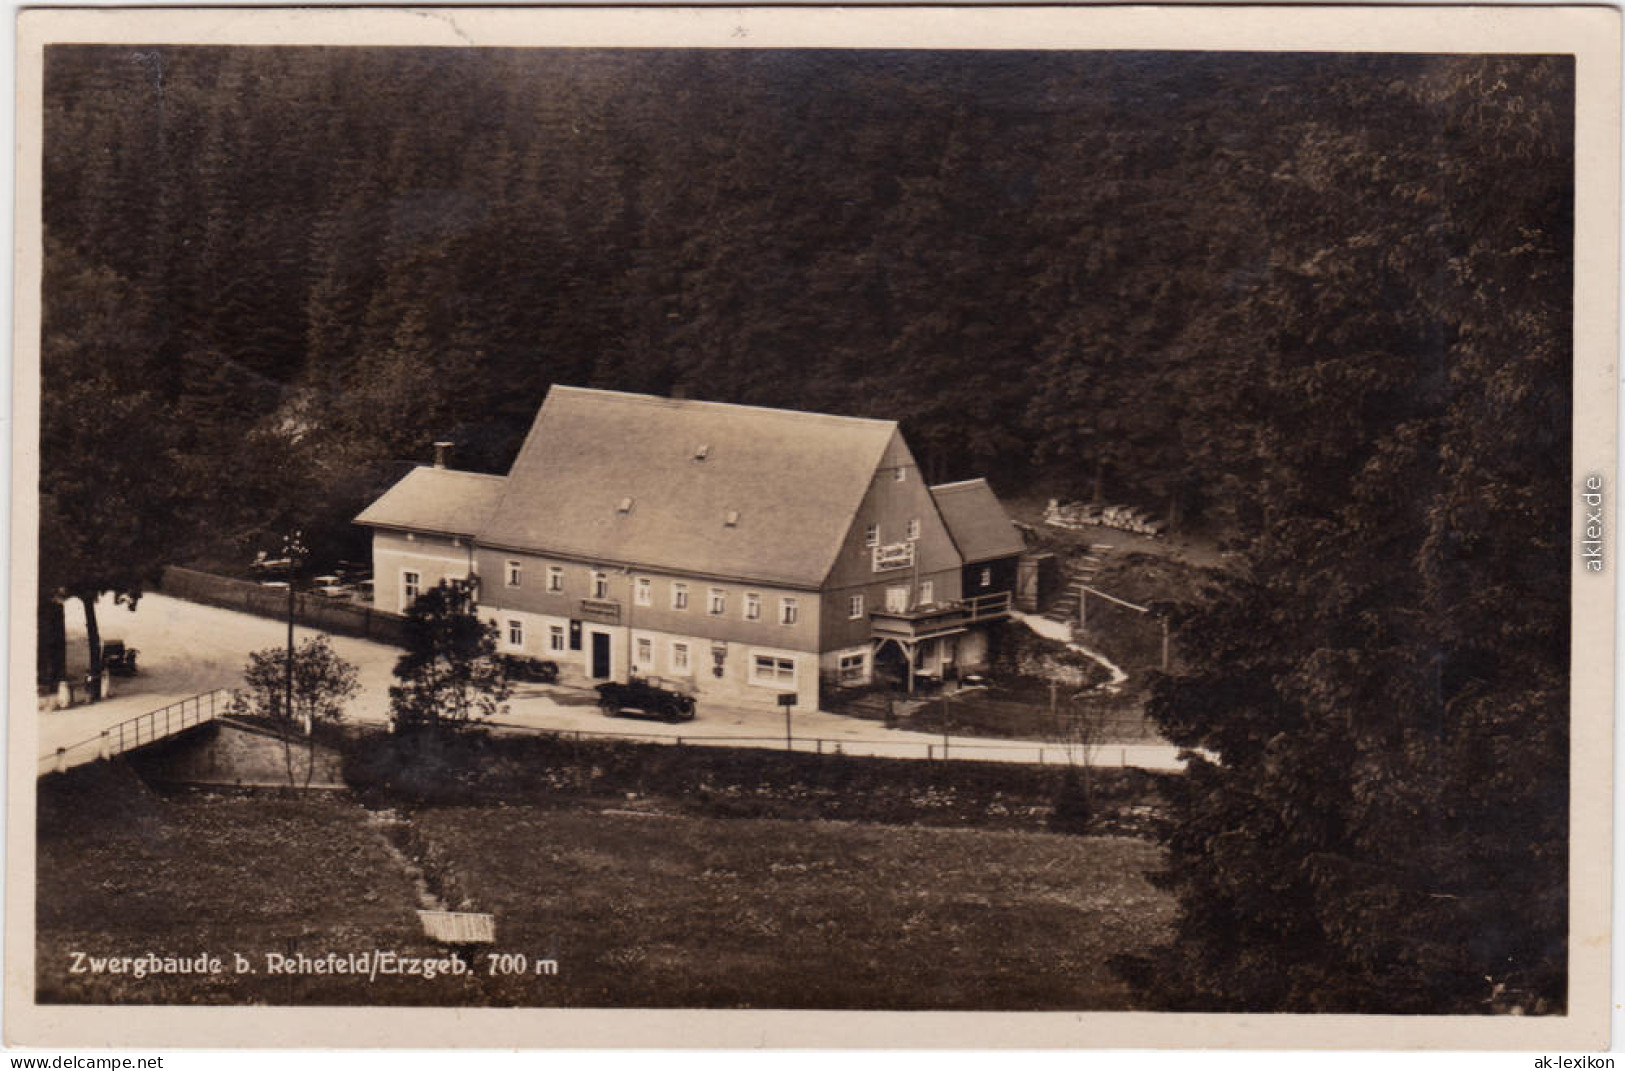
[506,619,524,649]
[402,570,421,605]
[549,625,565,652]
[848,594,865,619]
[672,582,689,610]
[752,654,796,684]
[635,636,653,668]
[744,592,761,621]
[671,642,691,673]
[906,518,921,541]
[547,565,564,592]
[592,572,609,599]
[980,567,992,588]
[919,580,934,606]
[864,523,879,547]
[505,560,522,588]
[709,587,726,615]
[886,586,909,613]
[780,597,799,625]
[839,652,866,684]
[635,577,652,606]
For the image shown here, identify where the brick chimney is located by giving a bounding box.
[432,441,453,469]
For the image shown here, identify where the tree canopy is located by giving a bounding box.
[41,46,1573,1009]
[1125,57,1572,1013]
[388,580,511,734]
[41,49,1570,536]
[232,635,361,786]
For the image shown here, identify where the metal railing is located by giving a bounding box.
[40,688,233,776]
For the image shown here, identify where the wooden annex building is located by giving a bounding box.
[355,386,1025,711]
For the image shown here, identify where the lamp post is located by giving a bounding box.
[281,530,309,735]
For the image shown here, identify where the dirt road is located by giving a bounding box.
[42,593,1191,771]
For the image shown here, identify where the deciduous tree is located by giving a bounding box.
[1124,55,1572,1015]
[231,634,360,787]
[388,579,512,734]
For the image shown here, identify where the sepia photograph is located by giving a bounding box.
[7,4,1618,1051]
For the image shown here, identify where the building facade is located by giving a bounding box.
[356,386,1026,711]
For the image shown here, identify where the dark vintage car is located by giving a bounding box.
[595,676,696,722]
[499,655,560,684]
[100,639,139,677]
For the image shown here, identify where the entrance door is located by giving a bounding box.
[591,632,611,679]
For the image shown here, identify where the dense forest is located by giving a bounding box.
[40,46,1572,1013]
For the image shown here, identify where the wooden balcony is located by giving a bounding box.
[869,590,1012,643]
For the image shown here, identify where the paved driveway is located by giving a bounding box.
[41,593,1190,771]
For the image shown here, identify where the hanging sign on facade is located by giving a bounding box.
[872,542,916,572]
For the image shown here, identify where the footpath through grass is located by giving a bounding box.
[37,752,1175,1009]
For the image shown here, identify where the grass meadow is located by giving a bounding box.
[37,756,1174,1008]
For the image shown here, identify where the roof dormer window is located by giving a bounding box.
[693,444,710,461]
[724,509,740,528]
[617,497,634,515]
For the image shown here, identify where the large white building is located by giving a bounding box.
[356,386,1025,711]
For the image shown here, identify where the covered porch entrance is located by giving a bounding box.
[868,591,1011,694]
[872,633,962,694]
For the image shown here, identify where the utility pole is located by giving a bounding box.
[282,530,308,735]
[624,566,635,681]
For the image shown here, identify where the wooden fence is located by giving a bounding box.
[483,719,1184,768]
[913,691,1167,745]
[161,566,410,646]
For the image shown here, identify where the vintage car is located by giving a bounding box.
[100,639,139,677]
[595,676,697,722]
[498,655,560,684]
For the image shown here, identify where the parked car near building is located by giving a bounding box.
[595,676,697,722]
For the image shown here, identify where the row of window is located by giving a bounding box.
[500,530,929,596]
[505,618,801,686]
[410,568,972,622]
[863,518,921,548]
[505,561,803,624]
[633,635,696,673]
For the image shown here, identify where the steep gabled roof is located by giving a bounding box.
[930,478,1026,564]
[354,467,508,538]
[477,386,897,587]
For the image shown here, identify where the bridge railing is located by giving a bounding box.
[41,688,234,776]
